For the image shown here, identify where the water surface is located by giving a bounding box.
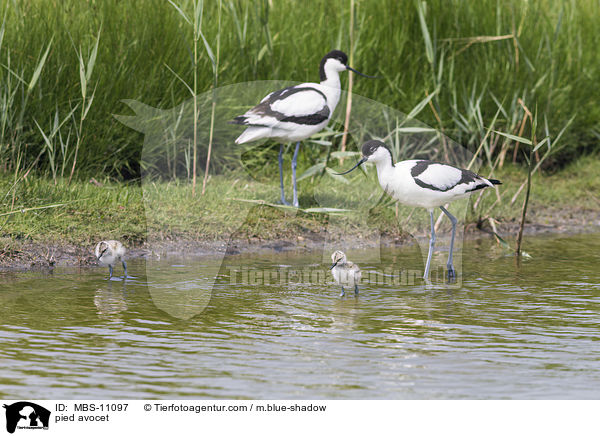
[1,232,599,399]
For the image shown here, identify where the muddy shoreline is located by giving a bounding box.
[1,210,599,273]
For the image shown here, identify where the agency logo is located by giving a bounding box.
[3,402,50,434]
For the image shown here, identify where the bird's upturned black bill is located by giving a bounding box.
[329,261,339,270]
[346,66,378,79]
[334,157,367,175]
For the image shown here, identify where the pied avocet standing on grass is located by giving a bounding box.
[330,250,362,297]
[95,240,127,279]
[336,140,502,280]
[231,50,374,207]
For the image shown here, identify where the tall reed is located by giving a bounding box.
[201,0,222,195]
[70,27,100,183]
[167,0,205,195]
[0,0,597,179]
[339,0,355,161]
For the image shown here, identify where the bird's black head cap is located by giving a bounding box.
[362,140,393,163]
[334,140,391,175]
[319,50,348,81]
[362,140,386,157]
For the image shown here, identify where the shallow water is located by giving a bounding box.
[1,232,599,399]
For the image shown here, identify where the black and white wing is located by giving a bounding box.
[231,86,330,128]
[410,160,501,194]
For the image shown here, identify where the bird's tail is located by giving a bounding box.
[234,127,271,145]
[488,179,502,185]
[229,115,248,126]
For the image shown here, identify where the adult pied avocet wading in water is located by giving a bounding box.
[330,251,362,297]
[230,50,375,207]
[336,140,502,280]
[95,240,127,279]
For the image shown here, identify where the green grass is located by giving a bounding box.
[471,155,600,223]
[0,0,598,181]
[0,176,146,246]
[1,156,599,261]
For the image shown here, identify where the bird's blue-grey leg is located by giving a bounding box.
[354,284,359,296]
[291,141,300,208]
[340,287,345,298]
[278,144,291,206]
[122,260,128,279]
[108,264,113,280]
[423,210,436,279]
[440,206,457,279]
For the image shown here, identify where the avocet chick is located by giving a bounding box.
[95,240,127,279]
[330,251,362,297]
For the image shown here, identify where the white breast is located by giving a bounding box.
[331,264,361,287]
[310,81,341,115]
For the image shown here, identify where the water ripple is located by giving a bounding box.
[1,232,600,398]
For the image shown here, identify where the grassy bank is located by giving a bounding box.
[1,155,599,267]
[0,0,598,182]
